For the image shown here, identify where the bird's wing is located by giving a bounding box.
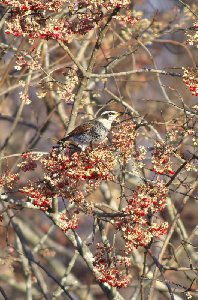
[66,120,95,138]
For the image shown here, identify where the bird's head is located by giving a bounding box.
[99,111,123,122]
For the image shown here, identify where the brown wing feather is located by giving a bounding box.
[66,120,95,138]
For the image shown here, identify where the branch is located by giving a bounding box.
[88,68,182,78]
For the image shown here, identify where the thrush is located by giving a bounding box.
[57,111,122,152]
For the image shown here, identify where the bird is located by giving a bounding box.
[57,111,122,152]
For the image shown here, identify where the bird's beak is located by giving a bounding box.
[116,112,123,117]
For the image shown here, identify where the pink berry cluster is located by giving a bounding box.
[152,141,175,175]
[113,182,168,253]
[56,212,79,232]
[2,0,131,42]
[42,143,117,192]
[93,243,131,288]
[15,52,41,71]
[185,21,198,48]
[20,184,53,211]
[183,67,198,97]
[18,152,38,172]
[0,172,19,190]
[111,119,137,161]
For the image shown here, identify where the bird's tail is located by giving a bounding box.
[52,138,82,156]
